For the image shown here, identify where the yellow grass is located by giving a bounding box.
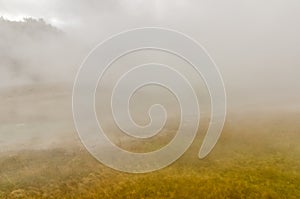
[0,112,299,198]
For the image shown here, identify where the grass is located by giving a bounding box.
[0,112,299,198]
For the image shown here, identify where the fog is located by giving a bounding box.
[0,0,300,152]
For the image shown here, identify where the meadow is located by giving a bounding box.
[0,110,299,199]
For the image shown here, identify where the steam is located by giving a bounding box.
[0,0,299,104]
[0,0,299,152]
[0,17,87,89]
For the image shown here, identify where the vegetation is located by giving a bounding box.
[0,113,299,198]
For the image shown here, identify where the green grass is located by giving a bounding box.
[0,113,299,198]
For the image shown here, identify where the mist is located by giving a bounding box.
[1,0,299,103]
[0,0,300,152]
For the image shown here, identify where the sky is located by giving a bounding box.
[0,0,300,108]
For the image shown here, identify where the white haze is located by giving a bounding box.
[0,0,299,152]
